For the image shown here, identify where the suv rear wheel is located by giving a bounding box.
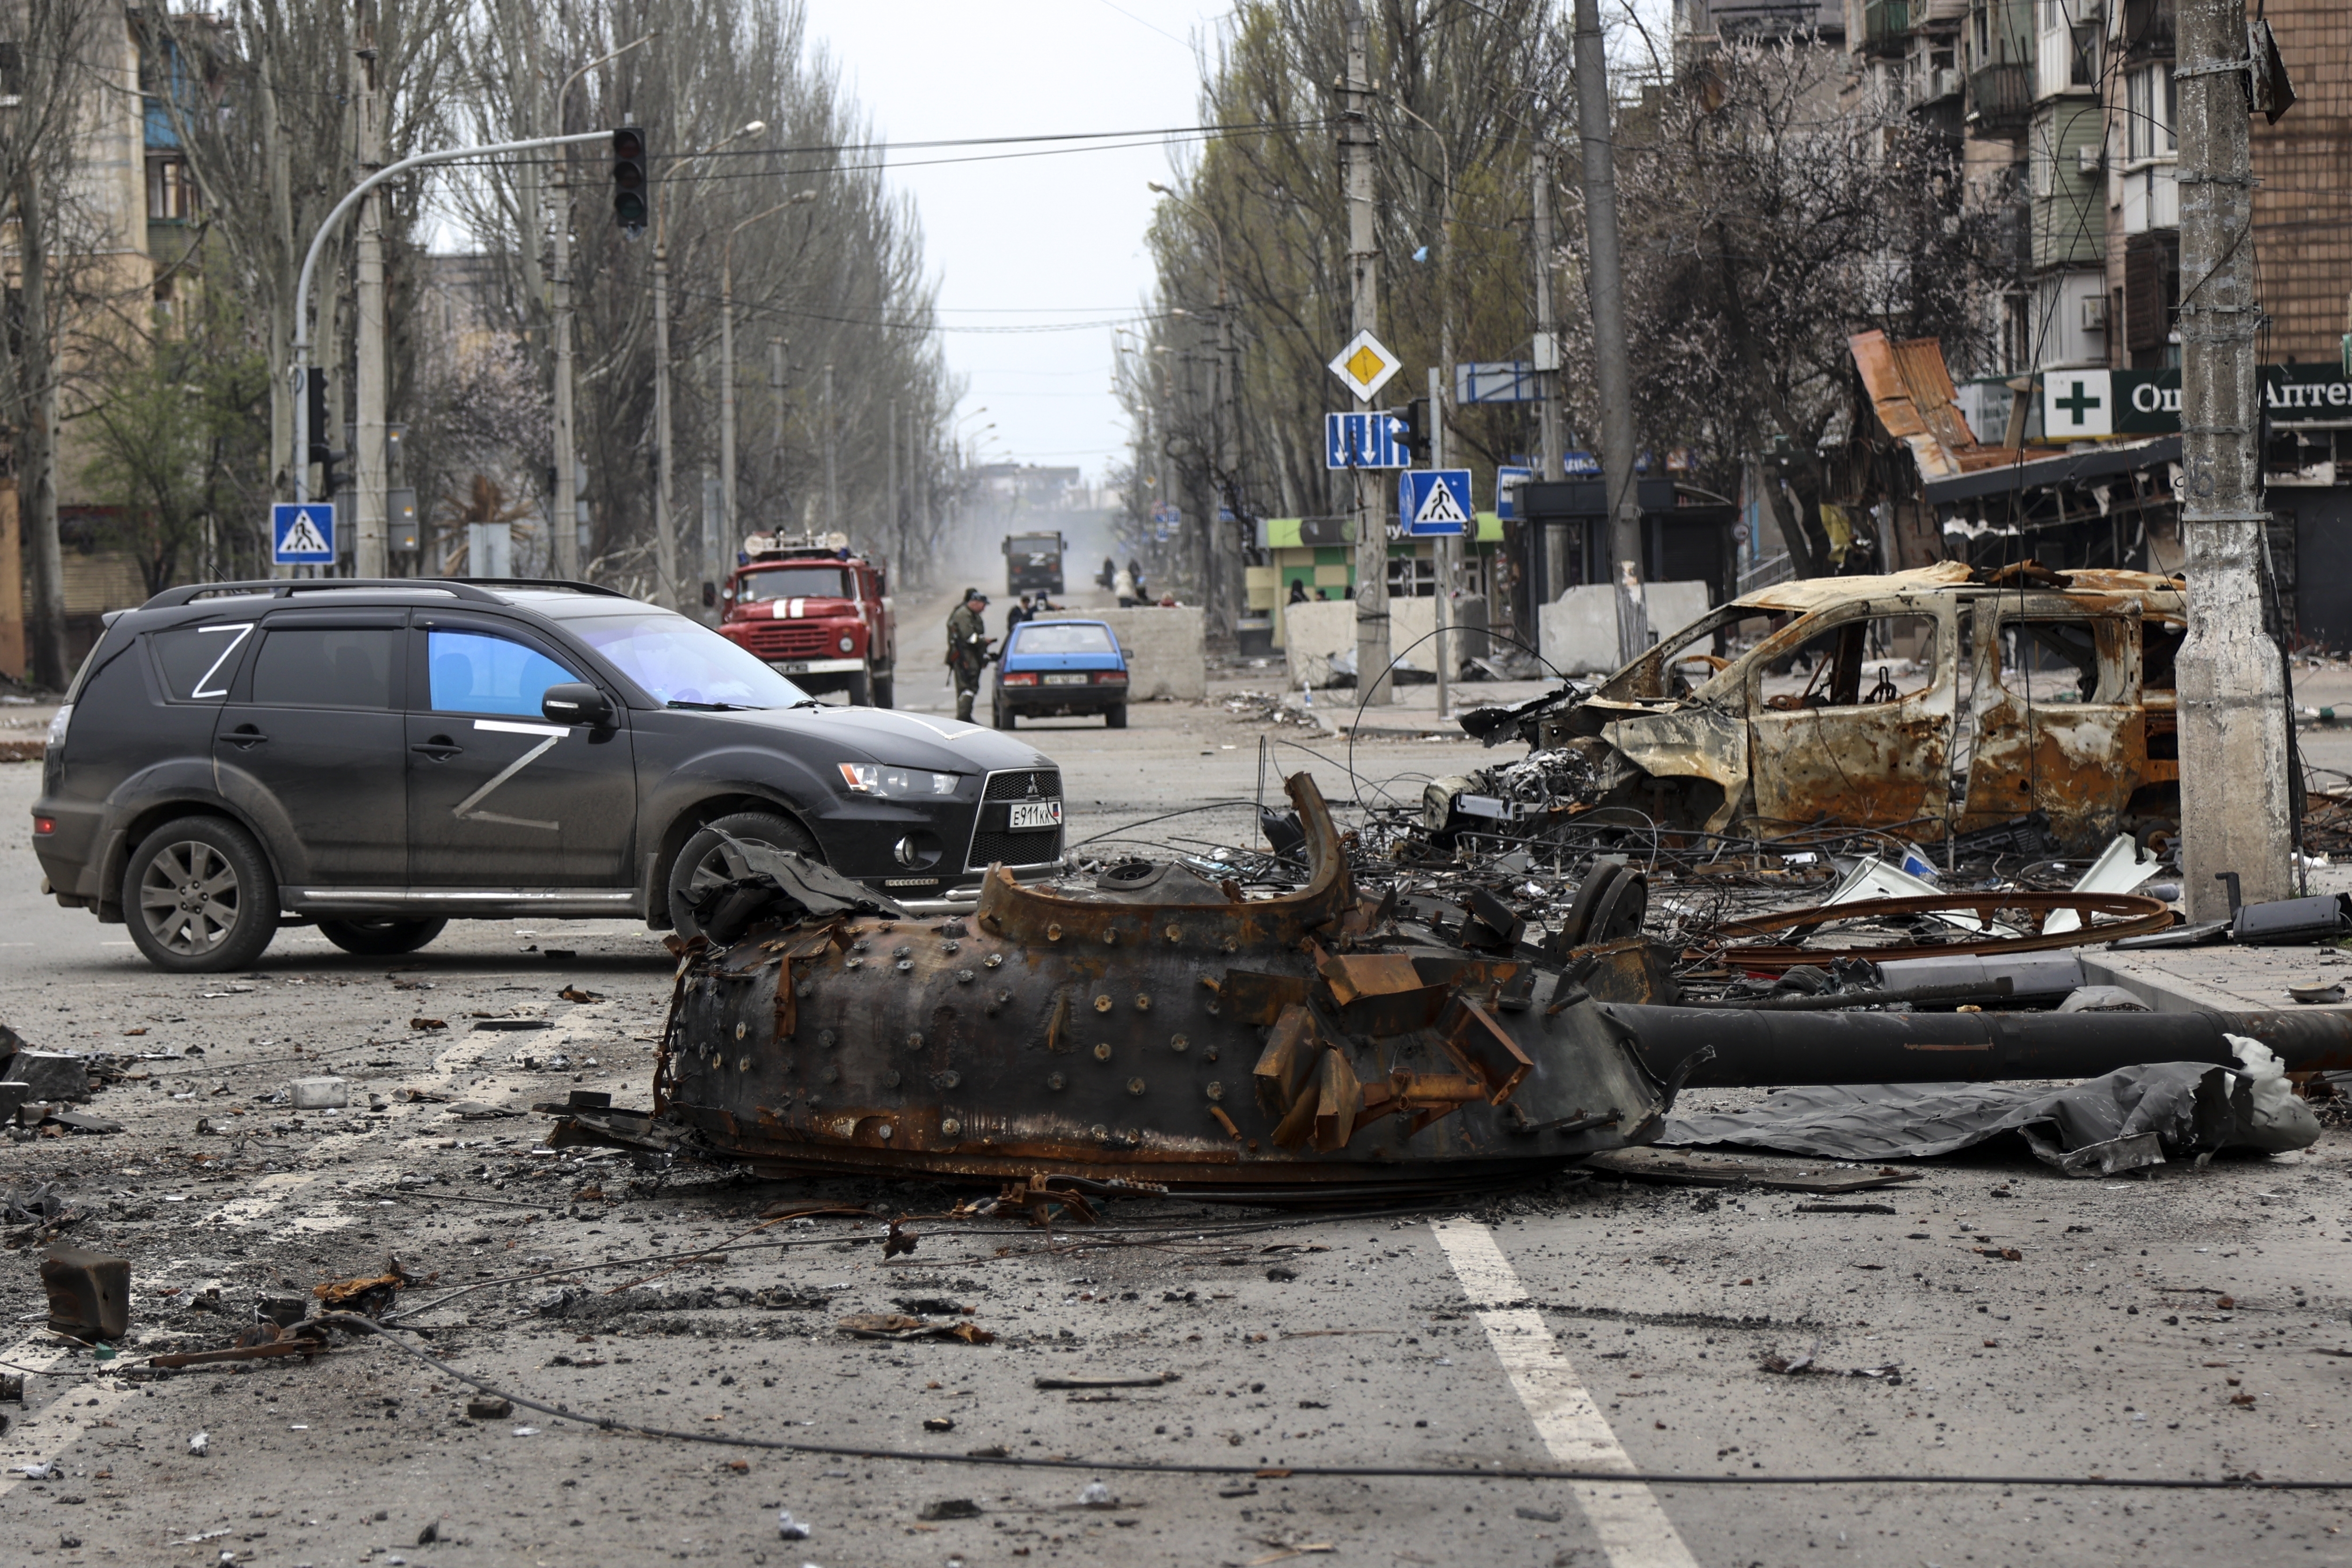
[123,816,280,973]
[317,917,448,957]
[666,811,821,940]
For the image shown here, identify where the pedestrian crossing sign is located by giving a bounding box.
[272,503,336,564]
[1398,469,1472,536]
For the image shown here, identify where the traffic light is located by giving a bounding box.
[305,366,344,500]
[1397,396,1431,463]
[612,126,650,233]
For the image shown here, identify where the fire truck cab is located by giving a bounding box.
[715,532,898,707]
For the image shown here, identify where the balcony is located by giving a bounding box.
[1968,62,2034,129]
[1862,0,1911,56]
[1911,65,1963,107]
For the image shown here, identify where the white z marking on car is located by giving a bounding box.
[450,719,569,831]
[190,624,256,698]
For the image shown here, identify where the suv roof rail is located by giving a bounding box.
[140,578,509,610]
[138,577,629,611]
[433,577,632,598]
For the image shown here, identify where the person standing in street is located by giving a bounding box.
[946,588,994,722]
[1113,562,1138,607]
[1005,593,1033,636]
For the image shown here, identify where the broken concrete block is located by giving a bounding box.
[9,1053,90,1103]
[0,1083,28,1122]
[465,1394,512,1420]
[288,1077,350,1110]
[40,1245,129,1342]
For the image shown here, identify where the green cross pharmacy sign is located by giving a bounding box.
[2039,363,2352,441]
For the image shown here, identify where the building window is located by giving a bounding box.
[2124,64,2176,163]
[147,157,195,221]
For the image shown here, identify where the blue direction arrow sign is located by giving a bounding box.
[272,502,335,564]
[1397,469,1473,537]
[1324,411,1409,470]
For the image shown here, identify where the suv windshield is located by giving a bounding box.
[739,565,852,602]
[569,611,811,707]
[1014,623,1115,655]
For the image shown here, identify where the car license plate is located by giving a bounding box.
[1008,800,1063,830]
[780,661,811,672]
[1042,673,1088,685]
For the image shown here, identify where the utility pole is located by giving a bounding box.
[770,338,787,519]
[1343,1,1391,705]
[1532,150,1565,598]
[1431,363,1451,723]
[548,33,653,582]
[822,363,839,528]
[1216,289,1239,651]
[2175,0,2290,919]
[1571,0,1645,663]
[652,226,676,605]
[17,159,67,686]
[550,145,578,579]
[886,396,898,564]
[352,8,387,578]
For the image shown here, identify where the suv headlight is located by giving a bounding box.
[838,763,957,797]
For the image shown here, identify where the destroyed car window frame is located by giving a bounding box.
[1990,613,2134,707]
[1741,602,1945,714]
[1595,603,1753,703]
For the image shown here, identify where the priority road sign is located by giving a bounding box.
[1326,330,1402,402]
[1398,469,1472,536]
[272,502,335,564]
[1324,411,1410,470]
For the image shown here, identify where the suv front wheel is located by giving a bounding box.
[666,811,822,941]
[123,816,281,973]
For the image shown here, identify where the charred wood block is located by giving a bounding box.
[40,1246,129,1342]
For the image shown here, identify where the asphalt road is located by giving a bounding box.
[0,670,2349,1567]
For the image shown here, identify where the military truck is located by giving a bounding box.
[1003,532,1067,596]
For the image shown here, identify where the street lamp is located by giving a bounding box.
[720,189,818,565]
[548,30,657,581]
[652,119,766,608]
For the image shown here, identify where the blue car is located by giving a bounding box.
[992,618,1129,729]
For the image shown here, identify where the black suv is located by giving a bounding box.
[32,579,1067,972]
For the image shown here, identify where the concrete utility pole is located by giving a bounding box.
[822,362,839,528]
[549,33,655,582]
[770,338,787,510]
[352,10,387,578]
[1395,100,1456,721]
[1532,149,1565,598]
[652,228,676,604]
[1571,0,1644,662]
[1342,1,1391,705]
[886,396,898,561]
[2175,0,2291,919]
[721,196,809,563]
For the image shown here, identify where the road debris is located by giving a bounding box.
[548,772,1680,1202]
[40,1244,128,1341]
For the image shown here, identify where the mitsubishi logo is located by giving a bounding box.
[1024,777,1041,799]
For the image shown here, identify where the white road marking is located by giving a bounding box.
[0,1335,140,1501]
[1430,1220,1700,1568]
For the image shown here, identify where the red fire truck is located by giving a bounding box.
[714,532,898,706]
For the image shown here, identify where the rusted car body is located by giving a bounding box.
[639,774,1679,1200]
[1463,563,2185,854]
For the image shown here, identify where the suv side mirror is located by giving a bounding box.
[542,682,614,728]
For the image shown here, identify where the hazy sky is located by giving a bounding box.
[796,1,1674,487]
[799,0,1236,484]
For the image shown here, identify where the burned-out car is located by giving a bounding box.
[1441,562,2186,855]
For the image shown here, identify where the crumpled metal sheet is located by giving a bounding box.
[1654,1056,2319,1176]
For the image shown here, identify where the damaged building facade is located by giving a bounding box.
[1679,0,2352,645]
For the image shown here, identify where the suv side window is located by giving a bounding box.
[249,627,400,709]
[427,628,581,717]
[151,622,256,702]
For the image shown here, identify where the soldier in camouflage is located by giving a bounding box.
[946,588,993,723]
